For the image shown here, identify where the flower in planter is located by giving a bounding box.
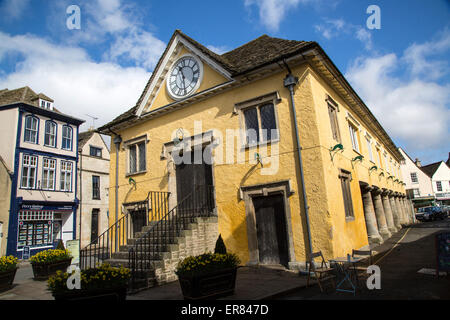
[0,256,18,272]
[175,252,240,277]
[30,249,72,265]
[47,263,131,294]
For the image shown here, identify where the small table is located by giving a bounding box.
[329,256,364,295]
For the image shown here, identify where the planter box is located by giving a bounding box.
[52,286,127,301]
[178,267,237,300]
[0,268,18,292]
[32,258,72,280]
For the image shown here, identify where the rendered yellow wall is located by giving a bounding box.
[308,68,405,258]
[108,52,405,265]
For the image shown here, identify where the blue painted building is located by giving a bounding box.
[0,87,84,258]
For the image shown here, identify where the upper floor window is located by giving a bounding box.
[44,121,57,147]
[42,158,56,190]
[410,172,419,184]
[366,137,374,162]
[436,181,442,192]
[90,146,102,158]
[60,161,73,192]
[348,123,360,153]
[92,175,100,200]
[339,169,354,220]
[128,141,146,174]
[62,126,73,150]
[24,116,39,144]
[327,98,341,143]
[21,155,37,189]
[243,103,278,145]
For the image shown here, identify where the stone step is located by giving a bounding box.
[111,251,164,261]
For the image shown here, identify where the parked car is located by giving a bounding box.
[441,205,450,217]
[415,206,446,221]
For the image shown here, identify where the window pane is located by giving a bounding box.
[244,107,259,144]
[260,103,277,141]
[129,145,137,173]
[138,142,146,171]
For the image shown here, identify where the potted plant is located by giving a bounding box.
[175,235,240,300]
[48,263,131,301]
[30,249,72,280]
[0,255,18,292]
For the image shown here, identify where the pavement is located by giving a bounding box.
[1,217,448,300]
[127,265,311,300]
[0,261,53,300]
[278,217,450,300]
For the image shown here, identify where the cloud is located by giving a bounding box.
[0,0,30,20]
[402,28,450,80]
[244,0,310,32]
[0,31,150,132]
[345,31,450,161]
[314,18,373,50]
[47,0,165,70]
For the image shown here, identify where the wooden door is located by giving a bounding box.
[253,194,289,267]
[131,208,147,237]
[176,149,213,210]
[91,209,99,244]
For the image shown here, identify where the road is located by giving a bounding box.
[278,217,450,300]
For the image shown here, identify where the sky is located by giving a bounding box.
[0,0,449,165]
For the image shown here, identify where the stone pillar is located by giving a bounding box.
[401,195,410,225]
[371,187,392,240]
[360,183,383,245]
[395,193,407,226]
[389,192,402,230]
[381,188,397,234]
[404,196,414,224]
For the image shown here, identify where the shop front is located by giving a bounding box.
[13,202,77,258]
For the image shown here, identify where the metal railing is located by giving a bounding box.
[129,185,215,288]
[80,191,171,270]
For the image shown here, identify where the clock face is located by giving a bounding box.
[167,55,202,99]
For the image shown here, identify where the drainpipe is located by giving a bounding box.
[111,131,122,252]
[283,62,314,264]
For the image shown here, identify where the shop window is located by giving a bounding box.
[17,211,54,248]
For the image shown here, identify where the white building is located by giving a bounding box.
[0,87,84,258]
[421,160,450,206]
[399,148,435,209]
[77,131,110,248]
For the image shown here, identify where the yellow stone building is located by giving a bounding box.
[97,30,412,277]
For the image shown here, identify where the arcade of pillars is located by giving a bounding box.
[360,182,415,245]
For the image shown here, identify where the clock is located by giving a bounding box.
[167,55,203,100]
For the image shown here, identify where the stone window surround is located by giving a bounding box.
[123,134,149,177]
[239,180,297,270]
[233,91,282,149]
[160,130,217,213]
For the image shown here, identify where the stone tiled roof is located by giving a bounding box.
[0,86,42,107]
[78,130,95,150]
[99,31,314,131]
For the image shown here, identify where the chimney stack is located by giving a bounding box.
[415,158,422,167]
